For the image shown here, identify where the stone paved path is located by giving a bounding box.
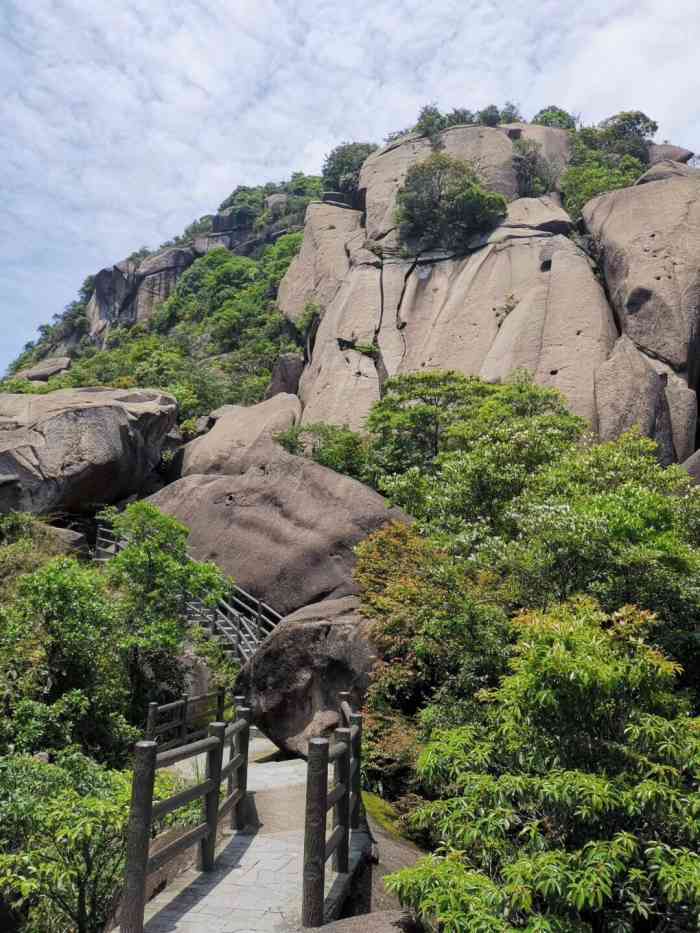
[143,735,367,932]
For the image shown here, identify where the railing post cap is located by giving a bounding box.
[308,736,329,748]
[135,739,158,751]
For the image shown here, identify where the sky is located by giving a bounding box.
[1,0,699,373]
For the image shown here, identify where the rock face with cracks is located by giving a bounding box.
[0,387,177,514]
[278,129,700,459]
[236,596,375,755]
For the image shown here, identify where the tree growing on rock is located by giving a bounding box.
[322,141,378,195]
[395,153,507,252]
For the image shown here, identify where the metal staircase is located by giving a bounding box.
[94,523,282,663]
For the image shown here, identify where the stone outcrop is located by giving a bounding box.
[86,247,198,342]
[131,247,197,322]
[358,122,571,242]
[583,170,700,379]
[148,441,407,616]
[178,393,302,477]
[0,388,176,514]
[636,160,699,186]
[236,596,375,755]
[648,143,694,166]
[15,357,71,381]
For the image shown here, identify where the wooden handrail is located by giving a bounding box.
[302,694,364,927]
[120,707,252,933]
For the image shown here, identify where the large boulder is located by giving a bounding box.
[178,394,302,477]
[0,388,176,514]
[636,160,699,186]
[236,596,376,755]
[15,357,71,382]
[148,441,407,615]
[582,172,700,378]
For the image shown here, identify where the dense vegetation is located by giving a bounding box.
[279,371,700,930]
[0,504,235,931]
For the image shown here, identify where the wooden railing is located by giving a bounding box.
[302,692,363,927]
[94,522,282,662]
[120,704,252,933]
[144,688,230,751]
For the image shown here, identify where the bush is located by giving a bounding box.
[559,109,656,217]
[560,155,644,218]
[387,600,700,932]
[395,153,507,252]
[322,142,377,194]
[275,422,369,481]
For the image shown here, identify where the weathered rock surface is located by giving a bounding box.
[236,596,375,755]
[148,442,407,615]
[86,247,198,342]
[583,173,700,377]
[179,393,301,477]
[132,247,197,322]
[264,353,304,398]
[0,388,176,514]
[15,357,72,381]
[277,203,364,322]
[636,160,699,186]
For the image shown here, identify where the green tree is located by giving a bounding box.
[532,105,577,129]
[322,141,378,194]
[477,104,501,127]
[101,502,228,722]
[395,152,507,252]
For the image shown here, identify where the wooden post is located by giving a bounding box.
[349,713,363,829]
[332,728,351,874]
[179,695,189,743]
[145,702,158,741]
[302,738,329,927]
[338,691,351,726]
[120,741,157,933]
[200,722,226,871]
[232,706,251,829]
[216,687,225,722]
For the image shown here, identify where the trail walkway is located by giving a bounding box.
[142,734,369,933]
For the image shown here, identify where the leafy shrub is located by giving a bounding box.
[322,141,377,194]
[512,138,558,196]
[395,153,507,252]
[387,600,700,932]
[560,155,644,218]
[275,421,369,481]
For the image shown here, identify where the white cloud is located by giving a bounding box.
[1,0,699,370]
